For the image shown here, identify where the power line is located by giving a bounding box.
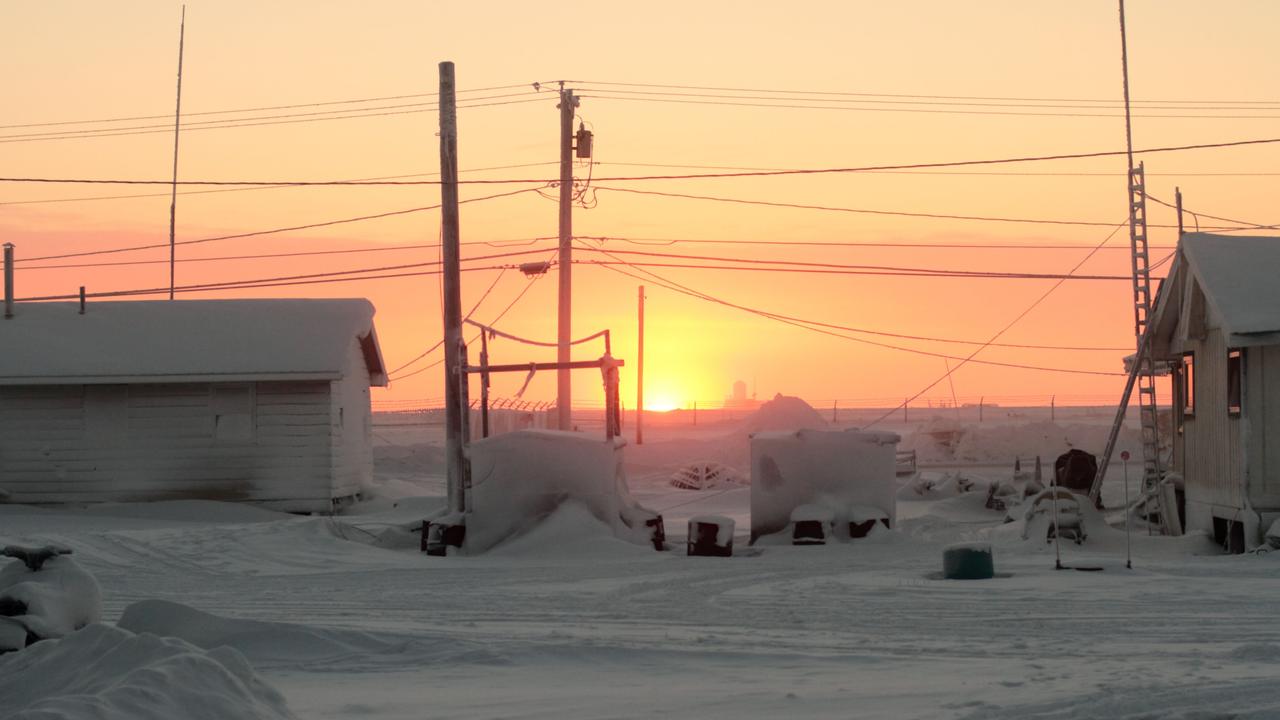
[590,186,1224,230]
[4,136,1279,186]
[0,162,561,207]
[581,246,1125,377]
[599,161,1280,178]
[0,83,533,130]
[577,234,1174,251]
[21,187,544,263]
[0,96,552,145]
[563,80,1280,106]
[386,266,511,376]
[576,259,1132,281]
[1145,192,1279,231]
[579,92,1280,120]
[570,247,1132,280]
[862,221,1131,427]
[389,260,552,382]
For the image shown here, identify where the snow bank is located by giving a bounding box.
[465,430,659,553]
[750,428,899,542]
[903,419,1142,465]
[0,624,295,720]
[736,394,828,435]
[487,501,654,558]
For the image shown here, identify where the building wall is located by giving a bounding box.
[330,338,374,499]
[0,380,336,512]
[1247,345,1280,511]
[1181,326,1245,533]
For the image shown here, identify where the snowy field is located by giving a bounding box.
[4,405,1280,719]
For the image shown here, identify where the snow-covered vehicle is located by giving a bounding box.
[0,545,101,653]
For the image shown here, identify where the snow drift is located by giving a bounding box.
[0,624,295,720]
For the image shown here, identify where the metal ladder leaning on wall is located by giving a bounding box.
[1092,163,1173,533]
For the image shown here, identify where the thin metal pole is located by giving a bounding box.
[439,61,466,514]
[1118,0,1135,170]
[1175,187,1184,236]
[1051,478,1064,570]
[168,5,186,301]
[556,85,576,430]
[636,285,645,445]
[1122,452,1133,568]
[480,331,490,438]
[3,243,13,319]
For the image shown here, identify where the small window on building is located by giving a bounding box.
[1182,353,1195,418]
[211,384,255,443]
[1227,349,1242,416]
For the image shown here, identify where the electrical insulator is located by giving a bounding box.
[575,123,593,159]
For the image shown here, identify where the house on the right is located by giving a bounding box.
[1148,233,1280,550]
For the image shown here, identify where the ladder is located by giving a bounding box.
[1127,164,1164,497]
[1093,164,1171,532]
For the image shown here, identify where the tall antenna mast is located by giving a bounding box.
[168,5,186,300]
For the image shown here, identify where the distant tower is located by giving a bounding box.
[733,380,748,403]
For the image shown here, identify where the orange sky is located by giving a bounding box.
[2,1,1278,411]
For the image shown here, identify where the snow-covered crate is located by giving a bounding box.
[465,430,661,553]
[848,504,890,539]
[750,428,900,543]
[687,515,734,557]
[789,504,836,545]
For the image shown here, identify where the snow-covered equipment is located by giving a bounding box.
[895,449,917,476]
[670,462,744,490]
[1265,519,1280,551]
[0,544,101,652]
[461,430,663,554]
[1021,488,1088,545]
[789,504,836,545]
[848,505,890,539]
[942,542,995,580]
[687,515,734,556]
[985,480,1020,512]
[750,428,900,544]
[1054,449,1099,500]
[421,515,466,557]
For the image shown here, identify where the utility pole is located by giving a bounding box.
[168,5,186,300]
[556,85,577,430]
[439,61,466,514]
[636,285,645,445]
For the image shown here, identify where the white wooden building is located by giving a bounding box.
[0,299,387,513]
[1148,233,1280,549]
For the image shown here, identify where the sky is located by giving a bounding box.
[2,1,1278,412]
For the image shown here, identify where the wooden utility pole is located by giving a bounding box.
[636,285,645,445]
[556,86,577,430]
[168,5,186,300]
[439,61,466,514]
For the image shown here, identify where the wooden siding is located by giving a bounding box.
[330,338,373,498]
[1181,325,1246,530]
[1248,345,1280,510]
[0,380,336,512]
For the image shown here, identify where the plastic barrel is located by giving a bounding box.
[942,542,994,580]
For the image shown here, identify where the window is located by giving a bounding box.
[1181,353,1195,417]
[1227,349,1242,416]
[211,384,254,443]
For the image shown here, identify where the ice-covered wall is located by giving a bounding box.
[750,428,900,542]
[465,430,655,553]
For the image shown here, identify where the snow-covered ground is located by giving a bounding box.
[4,406,1279,719]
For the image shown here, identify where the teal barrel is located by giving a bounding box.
[942,542,994,580]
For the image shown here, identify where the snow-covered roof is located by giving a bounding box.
[0,299,387,386]
[1150,233,1280,351]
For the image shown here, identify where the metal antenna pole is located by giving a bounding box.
[1122,451,1133,569]
[556,85,576,430]
[1051,477,1064,570]
[439,61,466,514]
[636,285,645,445]
[168,5,186,300]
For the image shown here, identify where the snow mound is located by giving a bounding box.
[0,623,295,720]
[737,394,828,435]
[78,500,290,524]
[488,501,655,558]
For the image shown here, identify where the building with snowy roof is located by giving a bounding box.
[0,299,387,512]
[1147,233,1280,548]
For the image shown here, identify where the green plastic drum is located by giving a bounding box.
[942,542,995,580]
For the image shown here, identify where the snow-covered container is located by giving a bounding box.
[687,515,734,556]
[750,428,900,543]
[0,299,387,513]
[465,430,661,553]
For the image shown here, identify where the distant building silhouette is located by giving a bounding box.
[724,379,759,409]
